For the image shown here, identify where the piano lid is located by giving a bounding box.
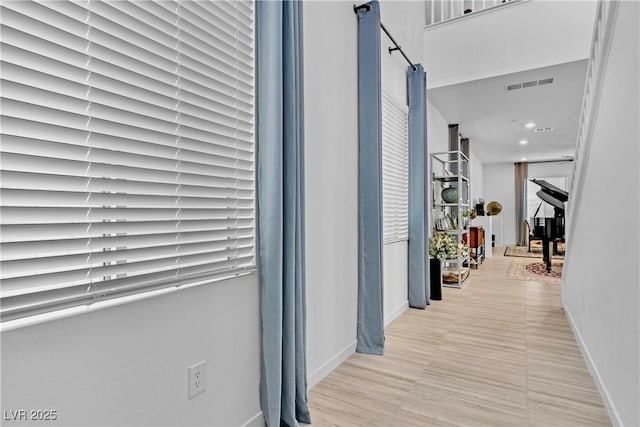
[536,190,565,210]
[530,179,569,202]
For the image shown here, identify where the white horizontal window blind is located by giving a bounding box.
[0,0,255,323]
[381,91,409,243]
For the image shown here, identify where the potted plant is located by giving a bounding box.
[460,209,477,228]
[429,232,467,260]
[429,232,468,300]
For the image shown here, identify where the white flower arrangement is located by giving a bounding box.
[429,232,468,261]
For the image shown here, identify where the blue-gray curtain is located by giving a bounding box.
[256,1,311,426]
[407,64,429,308]
[355,0,385,356]
[515,161,528,246]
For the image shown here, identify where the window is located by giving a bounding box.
[0,0,255,323]
[381,91,409,243]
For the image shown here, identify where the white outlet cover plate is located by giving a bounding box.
[188,360,206,399]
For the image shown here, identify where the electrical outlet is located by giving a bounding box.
[188,360,206,399]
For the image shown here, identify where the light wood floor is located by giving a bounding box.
[307,249,611,426]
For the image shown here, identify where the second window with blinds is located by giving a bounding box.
[381,91,409,244]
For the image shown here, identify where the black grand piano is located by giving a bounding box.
[530,179,568,272]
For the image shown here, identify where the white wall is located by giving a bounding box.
[562,3,640,426]
[423,0,597,88]
[303,1,360,387]
[380,1,424,103]
[1,276,261,426]
[304,1,424,387]
[383,242,409,325]
[482,163,515,246]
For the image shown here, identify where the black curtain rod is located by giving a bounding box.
[353,3,417,71]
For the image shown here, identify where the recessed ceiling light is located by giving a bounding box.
[519,139,528,145]
[525,122,535,128]
[521,157,527,161]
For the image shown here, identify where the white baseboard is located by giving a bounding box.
[384,301,409,327]
[241,411,264,427]
[306,302,407,392]
[308,340,357,389]
[563,303,622,427]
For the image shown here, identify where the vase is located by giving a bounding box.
[441,187,458,204]
[430,258,443,300]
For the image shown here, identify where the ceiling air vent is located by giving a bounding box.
[507,77,554,91]
[534,127,554,133]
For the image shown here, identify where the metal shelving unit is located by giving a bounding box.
[431,150,471,288]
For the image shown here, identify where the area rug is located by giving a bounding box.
[506,258,563,283]
[504,245,564,260]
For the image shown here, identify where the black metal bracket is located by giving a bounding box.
[381,23,417,71]
[353,3,371,13]
[353,3,418,72]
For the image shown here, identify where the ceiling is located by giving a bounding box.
[428,59,589,164]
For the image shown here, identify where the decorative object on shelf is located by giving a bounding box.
[429,232,467,260]
[442,266,470,283]
[429,232,456,260]
[441,186,458,203]
[486,200,503,216]
[435,214,460,231]
[435,217,448,231]
[460,209,477,228]
[448,214,458,230]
